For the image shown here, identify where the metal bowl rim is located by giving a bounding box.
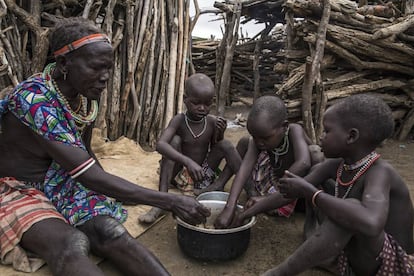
[195,191,230,201]
[175,200,256,234]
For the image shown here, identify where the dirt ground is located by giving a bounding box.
[98,102,414,276]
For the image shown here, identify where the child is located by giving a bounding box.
[263,94,414,275]
[139,73,241,224]
[215,95,316,229]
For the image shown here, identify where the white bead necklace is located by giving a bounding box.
[184,113,207,139]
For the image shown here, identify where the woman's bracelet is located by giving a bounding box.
[311,190,324,207]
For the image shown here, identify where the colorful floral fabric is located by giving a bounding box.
[0,65,127,226]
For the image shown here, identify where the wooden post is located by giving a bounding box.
[301,0,331,143]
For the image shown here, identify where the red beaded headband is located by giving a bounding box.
[53,33,111,57]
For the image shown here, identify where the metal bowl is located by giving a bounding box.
[195,191,230,202]
[176,200,256,261]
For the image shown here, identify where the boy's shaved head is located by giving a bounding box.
[248,95,287,128]
[185,73,214,97]
[331,94,394,146]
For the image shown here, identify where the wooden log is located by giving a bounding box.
[165,17,178,128]
[325,79,407,101]
[373,14,414,39]
[397,108,414,140]
[301,0,330,143]
[305,34,414,76]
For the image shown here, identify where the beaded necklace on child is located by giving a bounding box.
[43,63,99,133]
[184,112,207,139]
[270,127,289,169]
[335,151,380,198]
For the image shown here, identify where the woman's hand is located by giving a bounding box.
[172,195,211,225]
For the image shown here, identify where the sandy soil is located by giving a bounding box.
[98,102,414,276]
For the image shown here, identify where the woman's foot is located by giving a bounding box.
[138,207,165,224]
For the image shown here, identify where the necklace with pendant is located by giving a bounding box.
[334,151,380,199]
[185,113,207,138]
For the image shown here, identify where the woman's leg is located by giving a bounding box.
[21,218,103,276]
[79,216,169,276]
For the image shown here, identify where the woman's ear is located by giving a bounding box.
[55,55,68,79]
[347,128,360,144]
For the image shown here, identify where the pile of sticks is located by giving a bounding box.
[192,34,285,101]
[0,0,192,148]
[277,0,414,141]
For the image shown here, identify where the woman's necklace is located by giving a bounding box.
[43,63,99,131]
[184,113,207,139]
[270,128,289,168]
[335,151,380,198]
[52,79,99,130]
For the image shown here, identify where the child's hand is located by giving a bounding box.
[244,196,262,210]
[186,160,204,182]
[278,170,312,198]
[214,205,234,229]
[212,116,227,144]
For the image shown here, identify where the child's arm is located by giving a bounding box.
[287,123,312,177]
[279,161,391,236]
[214,137,258,228]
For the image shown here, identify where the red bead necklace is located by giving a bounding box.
[335,151,380,198]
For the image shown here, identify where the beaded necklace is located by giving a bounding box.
[184,113,207,139]
[334,151,380,198]
[270,128,289,168]
[43,63,99,131]
[342,151,378,171]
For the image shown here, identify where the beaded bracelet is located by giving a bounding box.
[69,157,94,176]
[311,190,324,207]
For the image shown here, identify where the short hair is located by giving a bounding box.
[332,94,394,146]
[184,73,214,97]
[49,17,102,54]
[248,95,287,128]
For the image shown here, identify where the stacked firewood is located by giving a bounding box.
[191,34,285,101]
[0,0,192,148]
[278,0,414,140]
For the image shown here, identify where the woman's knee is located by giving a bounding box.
[83,216,129,253]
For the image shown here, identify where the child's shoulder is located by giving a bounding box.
[288,123,308,141]
[288,123,304,131]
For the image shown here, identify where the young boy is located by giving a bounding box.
[139,73,241,224]
[263,94,414,275]
[215,95,316,229]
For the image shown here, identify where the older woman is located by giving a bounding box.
[0,17,209,275]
